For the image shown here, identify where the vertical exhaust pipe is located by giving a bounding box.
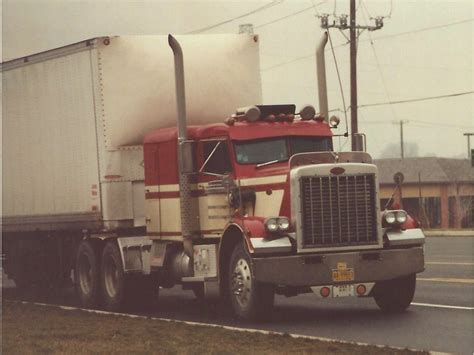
[168,34,196,257]
[168,34,187,148]
[316,32,329,122]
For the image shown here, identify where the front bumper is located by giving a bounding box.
[252,246,424,286]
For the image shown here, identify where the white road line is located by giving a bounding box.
[417,277,474,284]
[429,255,473,260]
[412,302,474,311]
[426,261,474,266]
[9,300,432,353]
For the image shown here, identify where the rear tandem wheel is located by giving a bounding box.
[75,240,100,308]
[100,241,159,311]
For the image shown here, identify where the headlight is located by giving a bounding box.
[383,210,407,226]
[265,217,290,233]
[384,211,396,224]
[278,217,290,231]
[265,218,278,232]
[395,210,407,224]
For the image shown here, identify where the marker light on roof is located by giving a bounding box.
[298,105,316,120]
[234,106,261,122]
[277,113,286,121]
[225,117,235,126]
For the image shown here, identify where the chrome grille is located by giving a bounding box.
[300,174,377,248]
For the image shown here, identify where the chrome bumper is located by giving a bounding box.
[252,246,424,286]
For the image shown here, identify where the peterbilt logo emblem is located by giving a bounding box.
[330,167,345,175]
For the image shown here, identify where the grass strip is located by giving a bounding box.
[2,300,427,354]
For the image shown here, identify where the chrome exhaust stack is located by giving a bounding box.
[316,32,329,122]
[168,34,198,257]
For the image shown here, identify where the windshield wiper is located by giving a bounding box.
[256,159,286,168]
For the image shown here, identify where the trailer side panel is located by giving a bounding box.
[2,49,101,228]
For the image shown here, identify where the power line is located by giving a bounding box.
[327,90,474,113]
[410,122,473,129]
[261,53,314,71]
[361,120,473,129]
[357,91,474,109]
[255,3,320,29]
[186,0,284,34]
[410,119,473,129]
[360,0,398,123]
[366,18,473,43]
[362,0,393,19]
[260,18,472,71]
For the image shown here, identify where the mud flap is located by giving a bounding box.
[117,237,152,274]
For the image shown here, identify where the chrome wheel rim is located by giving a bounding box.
[104,255,119,298]
[231,258,252,308]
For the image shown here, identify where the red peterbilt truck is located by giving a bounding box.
[2,33,425,320]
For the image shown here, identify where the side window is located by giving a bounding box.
[202,141,232,175]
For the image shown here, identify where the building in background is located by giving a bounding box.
[375,158,474,229]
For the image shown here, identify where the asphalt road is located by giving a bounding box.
[153,237,474,354]
[3,237,473,354]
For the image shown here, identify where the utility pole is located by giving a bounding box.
[400,120,404,158]
[392,120,409,158]
[463,133,474,162]
[319,2,384,151]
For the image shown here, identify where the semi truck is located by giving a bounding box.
[1,33,425,320]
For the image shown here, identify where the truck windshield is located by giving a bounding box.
[234,137,332,165]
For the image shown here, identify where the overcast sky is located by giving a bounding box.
[2,0,473,159]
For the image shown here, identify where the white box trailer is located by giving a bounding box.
[1,34,262,233]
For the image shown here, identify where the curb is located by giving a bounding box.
[9,300,436,354]
[424,230,474,237]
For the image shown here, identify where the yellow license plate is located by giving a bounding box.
[332,269,354,282]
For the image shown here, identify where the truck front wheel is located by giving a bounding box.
[228,242,274,321]
[373,274,416,313]
[75,240,100,308]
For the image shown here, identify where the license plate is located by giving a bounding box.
[333,284,354,297]
[332,268,354,282]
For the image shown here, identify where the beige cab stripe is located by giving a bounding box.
[149,176,287,192]
[239,175,287,187]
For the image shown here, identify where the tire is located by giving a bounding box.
[228,242,274,321]
[100,241,159,311]
[75,240,100,308]
[100,241,126,311]
[373,274,416,313]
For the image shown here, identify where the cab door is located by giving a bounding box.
[197,139,234,237]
